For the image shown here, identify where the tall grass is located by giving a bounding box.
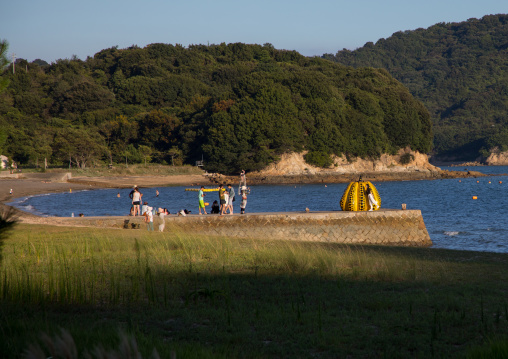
[1,224,508,358]
[0,230,459,306]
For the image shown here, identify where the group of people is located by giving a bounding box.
[127,171,251,232]
[198,170,249,215]
[198,184,234,215]
[128,185,172,231]
[127,171,379,232]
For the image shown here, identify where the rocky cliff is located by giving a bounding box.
[486,148,508,166]
[255,149,439,177]
[202,149,484,185]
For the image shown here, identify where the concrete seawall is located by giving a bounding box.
[51,210,432,247]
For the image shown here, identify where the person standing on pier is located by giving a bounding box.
[226,184,235,215]
[145,206,154,231]
[240,188,247,214]
[219,184,226,215]
[198,186,207,215]
[129,186,142,216]
[240,170,247,187]
[366,185,379,211]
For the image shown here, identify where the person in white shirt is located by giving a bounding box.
[129,186,143,216]
[141,201,148,215]
[158,207,168,232]
[366,185,379,211]
[146,206,154,231]
[226,184,235,215]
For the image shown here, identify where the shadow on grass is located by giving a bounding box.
[1,228,507,358]
[0,207,17,266]
[3,265,508,358]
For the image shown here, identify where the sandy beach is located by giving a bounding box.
[1,174,209,202]
[0,173,210,224]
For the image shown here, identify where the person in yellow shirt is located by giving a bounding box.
[218,184,226,215]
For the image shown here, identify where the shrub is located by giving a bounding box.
[399,153,414,165]
[304,151,333,168]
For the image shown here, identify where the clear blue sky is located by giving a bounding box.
[2,0,507,63]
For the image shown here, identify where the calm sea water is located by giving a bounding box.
[9,166,508,253]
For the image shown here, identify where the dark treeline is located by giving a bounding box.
[0,43,432,174]
[325,14,508,161]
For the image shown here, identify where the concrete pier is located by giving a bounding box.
[49,209,432,247]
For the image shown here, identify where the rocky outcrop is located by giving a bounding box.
[486,148,508,165]
[214,149,486,185]
[254,148,439,177]
[450,161,484,167]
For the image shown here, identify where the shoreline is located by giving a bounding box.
[0,169,489,222]
[208,168,487,185]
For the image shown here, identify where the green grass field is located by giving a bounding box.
[1,224,508,358]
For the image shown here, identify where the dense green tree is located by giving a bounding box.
[32,132,53,168]
[168,146,183,166]
[138,145,153,165]
[136,110,181,152]
[328,14,508,160]
[53,128,107,168]
[0,39,10,155]
[5,127,33,164]
[0,42,432,173]
[0,40,9,93]
[0,128,6,157]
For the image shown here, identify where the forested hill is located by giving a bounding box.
[0,43,432,174]
[325,14,508,161]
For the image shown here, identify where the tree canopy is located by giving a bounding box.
[0,42,432,173]
[326,14,508,160]
[0,39,10,155]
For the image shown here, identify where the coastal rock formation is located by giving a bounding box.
[449,161,484,167]
[212,149,485,185]
[255,148,439,176]
[485,148,508,166]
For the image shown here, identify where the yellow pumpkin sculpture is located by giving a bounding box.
[340,178,381,211]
